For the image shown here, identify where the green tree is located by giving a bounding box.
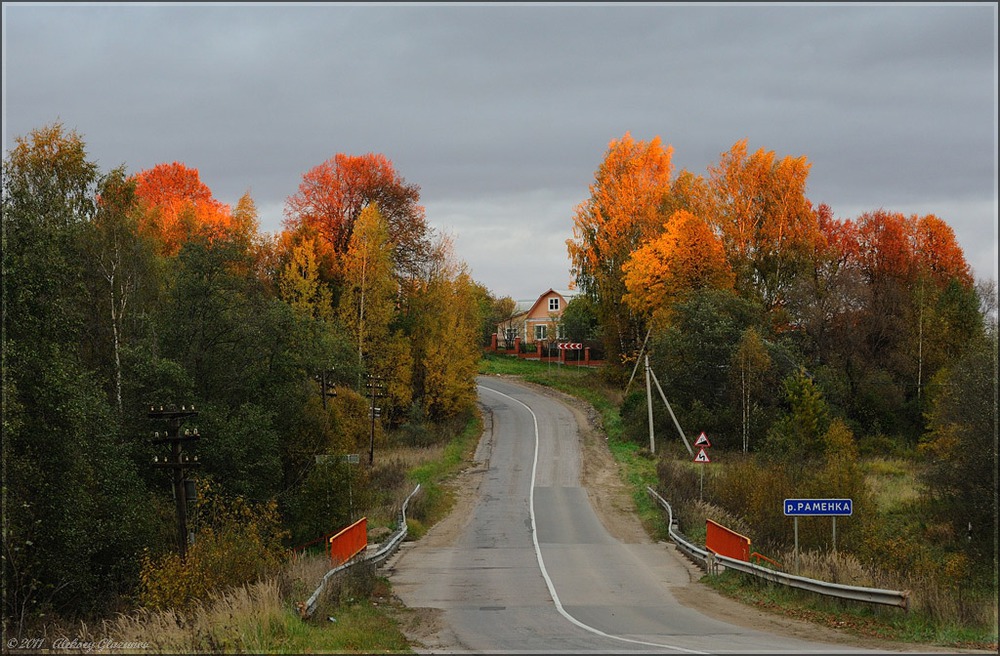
[920,338,998,567]
[81,166,160,414]
[729,327,772,453]
[638,289,767,447]
[764,369,832,464]
[3,123,154,624]
[560,295,600,343]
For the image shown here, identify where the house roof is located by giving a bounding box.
[510,288,580,320]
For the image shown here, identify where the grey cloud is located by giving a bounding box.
[4,2,995,295]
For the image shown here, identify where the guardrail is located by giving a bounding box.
[299,483,421,619]
[646,486,910,611]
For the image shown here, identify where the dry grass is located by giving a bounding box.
[863,457,921,512]
[68,578,289,653]
[776,548,875,587]
[281,551,338,602]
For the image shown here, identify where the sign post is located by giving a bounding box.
[783,498,853,573]
[693,433,711,501]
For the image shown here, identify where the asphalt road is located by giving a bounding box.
[389,375,889,654]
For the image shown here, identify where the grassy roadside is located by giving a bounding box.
[80,351,990,654]
[476,354,999,652]
[285,409,485,653]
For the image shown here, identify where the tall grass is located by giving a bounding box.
[70,574,412,654]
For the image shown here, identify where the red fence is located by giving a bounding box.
[328,517,367,565]
[706,519,751,562]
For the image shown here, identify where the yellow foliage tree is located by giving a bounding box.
[337,205,396,374]
[279,237,334,322]
[411,236,481,420]
[704,139,819,310]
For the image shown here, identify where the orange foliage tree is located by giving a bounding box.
[132,162,232,256]
[845,209,972,289]
[703,140,819,311]
[622,209,734,327]
[567,132,674,365]
[282,153,430,280]
[912,213,973,287]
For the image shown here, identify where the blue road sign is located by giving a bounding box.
[784,499,853,516]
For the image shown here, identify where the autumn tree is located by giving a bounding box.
[231,190,261,247]
[842,209,979,424]
[703,139,819,312]
[622,209,734,327]
[567,132,674,368]
[280,237,334,322]
[131,162,232,256]
[283,152,431,280]
[410,237,482,420]
[337,204,396,376]
[785,204,868,362]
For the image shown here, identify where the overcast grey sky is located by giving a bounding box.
[3,2,997,300]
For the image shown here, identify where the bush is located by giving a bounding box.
[139,482,288,610]
[656,457,701,504]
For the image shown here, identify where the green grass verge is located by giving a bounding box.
[264,600,413,653]
[705,569,997,651]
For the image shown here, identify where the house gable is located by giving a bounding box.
[497,288,579,344]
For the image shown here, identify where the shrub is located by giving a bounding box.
[139,482,288,610]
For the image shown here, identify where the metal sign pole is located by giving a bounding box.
[794,517,799,574]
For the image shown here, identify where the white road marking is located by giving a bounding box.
[478,383,707,654]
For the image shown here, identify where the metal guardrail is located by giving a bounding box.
[300,483,421,619]
[646,486,910,611]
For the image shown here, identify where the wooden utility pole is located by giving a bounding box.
[365,375,386,465]
[149,405,201,560]
[316,368,337,409]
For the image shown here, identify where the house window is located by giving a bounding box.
[535,324,547,341]
[548,298,560,311]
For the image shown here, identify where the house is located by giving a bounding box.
[496,289,579,347]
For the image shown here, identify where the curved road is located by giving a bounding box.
[389,376,887,653]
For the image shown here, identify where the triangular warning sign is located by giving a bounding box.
[694,448,711,463]
[694,432,711,448]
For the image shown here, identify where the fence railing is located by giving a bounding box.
[299,483,421,619]
[646,486,910,611]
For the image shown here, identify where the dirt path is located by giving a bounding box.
[385,375,977,654]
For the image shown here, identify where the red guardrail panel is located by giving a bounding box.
[706,519,751,562]
[329,517,367,565]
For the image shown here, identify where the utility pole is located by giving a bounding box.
[149,405,201,560]
[365,374,386,465]
[645,355,656,454]
[315,368,337,409]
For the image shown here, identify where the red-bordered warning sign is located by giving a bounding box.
[694,447,711,463]
[694,432,711,448]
